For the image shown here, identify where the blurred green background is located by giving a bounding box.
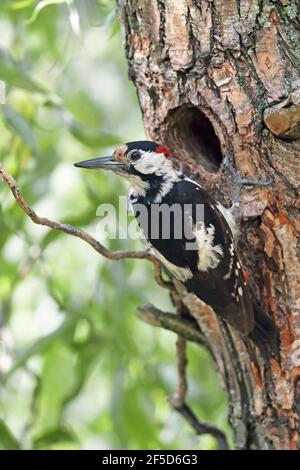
[0,0,230,450]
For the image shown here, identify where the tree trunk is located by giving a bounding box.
[117,0,300,449]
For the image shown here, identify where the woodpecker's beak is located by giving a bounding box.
[74,156,126,171]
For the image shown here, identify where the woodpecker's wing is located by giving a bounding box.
[138,178,254,335]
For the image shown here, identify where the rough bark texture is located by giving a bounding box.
[118,0,300,449]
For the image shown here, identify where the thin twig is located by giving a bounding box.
[0,164,172,289]
[169,312,228,450]
[169,398,229,450]
[174,336,188,400]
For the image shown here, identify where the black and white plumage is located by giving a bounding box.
[75,140,278,349]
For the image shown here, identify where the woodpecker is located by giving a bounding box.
[75,141,278,352]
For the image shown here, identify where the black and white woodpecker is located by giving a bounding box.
[75,141,278,351]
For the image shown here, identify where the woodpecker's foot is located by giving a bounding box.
[222,151,236,178]
[223,152,272,207]
[223,151,271,185]
[235,176,272,188]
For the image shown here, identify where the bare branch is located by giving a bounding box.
[169,317,228,450]
[136,304,204,344]
[0,164,171,289]
[137,303,228,449]
[174,336,188,400]
[169,398,229,450]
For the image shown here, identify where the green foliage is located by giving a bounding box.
[0,0,230,450]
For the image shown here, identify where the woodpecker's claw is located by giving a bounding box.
[223,151,272,187]
[236,177,272,188]
[222,151,234,172]
[223,151,272,209]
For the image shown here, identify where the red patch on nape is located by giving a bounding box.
[155,145,172,158]
[242,268,250,284]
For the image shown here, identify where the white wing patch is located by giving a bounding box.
[194,224,224,271]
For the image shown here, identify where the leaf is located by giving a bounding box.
[33,426,77,449]
[0,49,45,94]
[0,419,21,450]
[31,342,79,436]
[69,123,122,149]
[8,316,79,375]
[4,105,38,153]
[7,0,36,9]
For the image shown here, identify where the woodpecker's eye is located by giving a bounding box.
[129,151,141,162]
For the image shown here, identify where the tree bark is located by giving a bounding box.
[117,0,300,449]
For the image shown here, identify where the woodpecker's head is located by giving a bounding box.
[74,141,180,197]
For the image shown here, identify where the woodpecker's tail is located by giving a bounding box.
[249,302,280,360]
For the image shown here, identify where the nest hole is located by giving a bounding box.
[164,106,223,173]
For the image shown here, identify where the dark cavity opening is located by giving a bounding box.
[164,105,223,173]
